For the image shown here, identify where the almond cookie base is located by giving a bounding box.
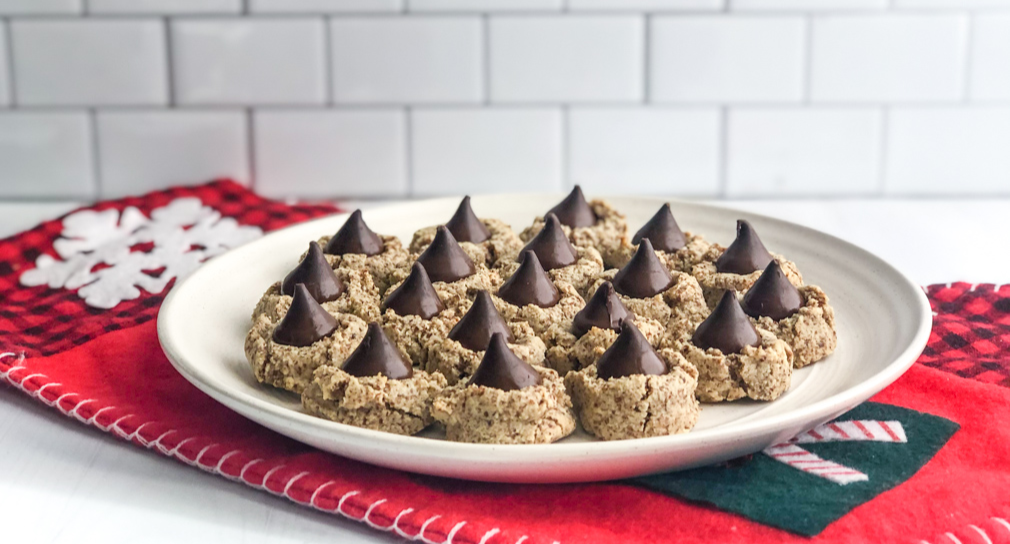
[587,270,708,326]
[315,234,410,296]
[381,309,458,367]
[564,350,700,441]
[251,266,382,324]
[244,312,369,394]
[431,367,576,444]
[606,232,711,272]
[495,245,605,297]
[302,365,447,435]
[385,264,503,316]
[409,218,524,268]
[543,316,666,376]
[692,245,804,309]
[753,285,837,369]
[494,281,586,337]
[519,199,628,269]
[676,330,793,403]
[425,320,547,385]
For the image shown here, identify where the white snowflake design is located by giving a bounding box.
[19,197,262,309]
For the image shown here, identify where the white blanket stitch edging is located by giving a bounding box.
[0,351,535,544]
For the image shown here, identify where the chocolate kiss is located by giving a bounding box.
[449,291,515,351]
[572,281,635,338]
[416,226,476,283]
[272,283,338,347]
[632,203,687,253]
[612,239,675,299]
[341,322,413,380]
[716,220,773,275]
[692,290,761,355]
[445,196,491,244]
[381,263,446,319]
[548,185,597,228]
[469,332,542,391]
[519,213,579,271]
[498,250,561,308]
[281,241,345,303]
[324,209,384,256]
[742,261,803,321]
[596,321,666,380]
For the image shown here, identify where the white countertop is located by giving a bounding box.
[2,198,1009,544]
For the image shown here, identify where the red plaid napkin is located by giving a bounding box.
[1,182,1009,544]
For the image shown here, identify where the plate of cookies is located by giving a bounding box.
[158,189,932,483]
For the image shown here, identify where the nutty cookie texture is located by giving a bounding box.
[426,295,547,385]
[301,323,447,435]
[316,233,409,297]
[495,245,604,298]
[252,266,381,324]
[432,364,575,444]
[565,349,699,441]
[751,285,837,369]
[544,317,664,376]
[496,281,586,337]
[691,220,803,308]
[519,187,628,269]
[245,310,368,394]
[303,367,447,435]
[604,239,708,328]
[672,291,793,403]
[411,219,523,269]
[607,203,711,271]
[380,264,459,367]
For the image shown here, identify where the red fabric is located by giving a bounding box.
[0,183,1008,544]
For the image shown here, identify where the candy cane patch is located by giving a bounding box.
[763,420,907,485]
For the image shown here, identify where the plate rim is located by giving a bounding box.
[158,194,932,458]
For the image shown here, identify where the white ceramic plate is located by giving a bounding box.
[158,194,931,484]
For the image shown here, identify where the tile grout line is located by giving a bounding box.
[246,108,257,191]
[404,107,414,198]
[561,105,570,191]
[3,17,16,107]
[163,16,176,107]
[323,15,334,106]
[88,108,103,199]
[961,12,974,103]
[803,13,813,105]
[482,13,490,106]
[718,106,729,198]
[642,14,650,103]
[877,107,889,196]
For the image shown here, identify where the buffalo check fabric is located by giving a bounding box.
[1,182,1009,544]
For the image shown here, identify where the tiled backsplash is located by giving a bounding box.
[0,0,1008,200]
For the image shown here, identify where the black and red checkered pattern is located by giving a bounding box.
[920,282,1010,388]
[0,180,338,357]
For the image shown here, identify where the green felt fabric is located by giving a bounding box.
[630,402,960,536]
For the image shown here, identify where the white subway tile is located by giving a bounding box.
[97,110,248,198]
[0,0,79,14]
[651,16,805,103]
[412,109,562,195]
[569,108,719,196]
[727,108,881,196]
[88,0,240,13]
[410,0,560,10]
[570,0,721,9]
[12,20,167,106]
[811,15,967,103]
[255,110,406,198]
[886,108,1010,195]
[330,17,482,104]
[971,14,1010,101]
[894,0,1010,7]
[252,0,401,11]
[489,16,643,103]
[172,19,326,105]
[0,112,93,199]
[731,0,884,8]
